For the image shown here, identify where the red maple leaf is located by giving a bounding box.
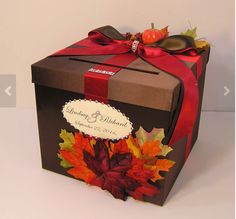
[83,140,159,201]
[83,140,139,200]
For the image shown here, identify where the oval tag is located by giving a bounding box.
[62,99,133,140]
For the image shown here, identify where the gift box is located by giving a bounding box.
[32,25,210,205]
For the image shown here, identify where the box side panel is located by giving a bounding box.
[35,84,85,174]
[144,136,187,205]
[191,49,210,149]
[35,84,178,205]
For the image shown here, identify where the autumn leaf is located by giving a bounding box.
[58,154,73,168]
[135,126,147,146]
[159,144,173,156]
[58,128,175,201]
[59,129,74,150]
[145,164,163,182]
[67,166,95,183]
[127,157,154,183]
[135,126,165,146]
[90,138,96,146]
[74,132,94,156]
[141,140,161,157]
[135,127,173,158]
[112,139,130,154]
[181,27,197,39]
[59,150,85,167]
[160,26,169,38]
[126,135,141,158]
[195,40,209,48]
[146,159,175,183]
[156,159,175,171]
[83,141,139,200]
[145,159,175,182]
[129,183,159,201]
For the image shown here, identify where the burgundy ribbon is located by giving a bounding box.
[53,26,203,160]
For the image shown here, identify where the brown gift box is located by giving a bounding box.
[32,35,210,205]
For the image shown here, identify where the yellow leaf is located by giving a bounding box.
[90,138,96,146]
[135,126,165,146]
[158,144,173,157]
[126,136,141,158]
[181,27,197,39]
[59,129,75,150]
[195,40,209,48]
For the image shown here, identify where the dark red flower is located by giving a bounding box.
[83,140,140,200]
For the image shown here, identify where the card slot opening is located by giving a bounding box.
[69,58,160,75]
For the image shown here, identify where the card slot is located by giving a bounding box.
[69,57,160,75]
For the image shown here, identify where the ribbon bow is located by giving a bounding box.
[53,25,202,160]
[87,25,198,57]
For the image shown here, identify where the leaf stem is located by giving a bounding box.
[151,22,155,29]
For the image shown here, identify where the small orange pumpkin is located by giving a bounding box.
[142,23,165,44]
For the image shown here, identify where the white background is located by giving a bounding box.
[0,0,234,111]
[0,1,234,219]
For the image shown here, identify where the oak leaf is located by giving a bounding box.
[59,129,74,150]
[58,154,73,168]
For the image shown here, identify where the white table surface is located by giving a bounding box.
[0,109,234,219]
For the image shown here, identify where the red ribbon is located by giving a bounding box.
[53,27,203,160]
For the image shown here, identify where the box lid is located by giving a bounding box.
[32,54,183,112]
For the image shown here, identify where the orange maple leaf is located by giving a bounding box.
[60,150,85,167]
[156,159,175,171]
[145,164,163,182]
[74,132,94,156]
[145,159,175,182]
[67,166,95,183]
[141,140,161,157]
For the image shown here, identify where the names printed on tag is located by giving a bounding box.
[62,99,133,140]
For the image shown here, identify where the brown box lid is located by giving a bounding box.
[32,54,182,112]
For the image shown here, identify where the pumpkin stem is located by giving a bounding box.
[151,22,155,29]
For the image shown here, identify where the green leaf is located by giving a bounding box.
[58,154,73,168]
[181,27,197,39]
[159,144,173,156]
[59,129,75,150]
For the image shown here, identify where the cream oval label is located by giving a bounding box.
[62,99,133,140]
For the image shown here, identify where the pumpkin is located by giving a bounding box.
[142,23,168,44]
